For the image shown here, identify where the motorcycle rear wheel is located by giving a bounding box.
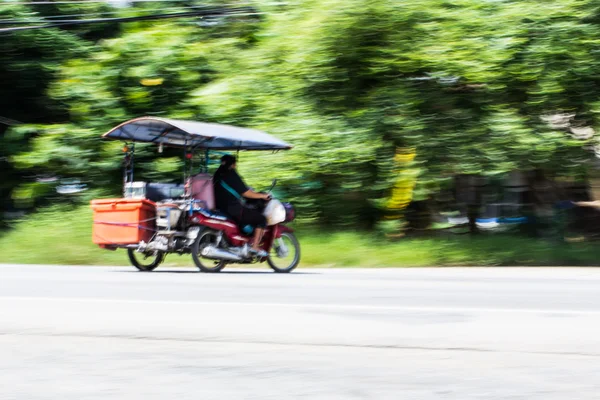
[267,232,300,273]
[191,229,228,273]
[127,249,165,272]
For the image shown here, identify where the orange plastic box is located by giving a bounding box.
[91,198,156,245]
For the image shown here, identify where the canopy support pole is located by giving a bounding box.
[122,142,135,197]
[205,149,210,173]
[183,140,189,186]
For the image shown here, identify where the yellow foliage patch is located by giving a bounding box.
[140,78,164,86]
[386,148,417,211]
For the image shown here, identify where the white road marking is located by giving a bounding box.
[0,296,598,315]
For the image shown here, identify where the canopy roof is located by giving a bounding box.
[103,117,292,151]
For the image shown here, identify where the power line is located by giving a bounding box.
[0,8,263,33]
[0,2,261,24]
[0,116,24,126]
[0,10,157,24]
[0,4,233,24]
[5,0,193,5]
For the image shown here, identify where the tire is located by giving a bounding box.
[127,248,165,272]
[267,232,300,273]
[191,229,228,273]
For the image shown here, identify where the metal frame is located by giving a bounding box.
[122,142,135,197]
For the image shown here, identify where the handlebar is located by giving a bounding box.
[267,179,278,193]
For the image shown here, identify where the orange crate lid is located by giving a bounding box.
[91,198,156,207]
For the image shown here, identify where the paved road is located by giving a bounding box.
[1,264,600,399]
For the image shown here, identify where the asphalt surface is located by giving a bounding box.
[1,264,600,399]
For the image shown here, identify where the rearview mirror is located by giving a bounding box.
[269,179,278,192]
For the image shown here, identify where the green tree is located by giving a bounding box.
[0,1,125,223]
[10,0,600,230]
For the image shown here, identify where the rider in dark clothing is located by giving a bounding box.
[213,155,270,256]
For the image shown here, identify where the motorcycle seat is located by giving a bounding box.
[197,209,253,236]
[198,208,231,221]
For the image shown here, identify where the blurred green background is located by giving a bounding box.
[2,0,600,266]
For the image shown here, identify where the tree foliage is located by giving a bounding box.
[0,1,116,223]
[5,0,600,227]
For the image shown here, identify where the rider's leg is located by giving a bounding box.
[241,208,267,252]
[251,227,265,251]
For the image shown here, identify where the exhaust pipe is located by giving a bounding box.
[201,245,242,262]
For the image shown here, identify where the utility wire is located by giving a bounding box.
[6,0,194,5]
[0,4,246,24]
[0,116,24,126]
[0,8,262,33]
[0,2,259,25]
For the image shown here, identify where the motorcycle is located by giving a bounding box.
[91,116,300,273]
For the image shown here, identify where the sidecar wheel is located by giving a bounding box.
[127,249,164,272]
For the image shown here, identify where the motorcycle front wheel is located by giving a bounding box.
[127,249,165,272]
[267,232,300,273]
[191,229,228,273]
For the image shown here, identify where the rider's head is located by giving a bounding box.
[220,154,237,170]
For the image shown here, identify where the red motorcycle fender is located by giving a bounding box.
[274,224,294,239]
[261,225,293,257]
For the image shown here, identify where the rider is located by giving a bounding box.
[213,154,271,257]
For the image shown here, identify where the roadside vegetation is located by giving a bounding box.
[4,0,600,232]
[4,1,600,261]
[1,206,598,267]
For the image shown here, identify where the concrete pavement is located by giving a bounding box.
[1,265,599,399]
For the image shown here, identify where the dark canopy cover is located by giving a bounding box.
[103,117,291,150]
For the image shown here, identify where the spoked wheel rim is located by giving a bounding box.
[127,249,164,272]
[267,232,300,273]
[191,230,227,273]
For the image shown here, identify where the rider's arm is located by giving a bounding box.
[242,189,270,201]
[228,170,270,201]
